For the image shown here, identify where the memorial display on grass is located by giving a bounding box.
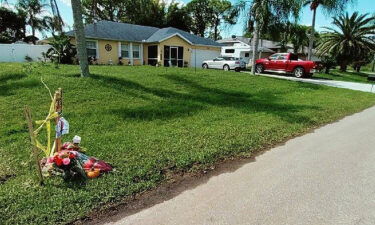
[24,84,113,184]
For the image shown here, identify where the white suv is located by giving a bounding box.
[202,57,246,72]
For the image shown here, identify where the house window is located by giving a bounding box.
[225,49,235,53]
[121,43,129,58]
[86,41,97,58]
[245,53,250,57]
[133,44,140,58]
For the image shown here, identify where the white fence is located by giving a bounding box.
[0,44,51,62]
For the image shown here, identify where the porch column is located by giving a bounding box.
[118,42,121,58]
[140,43,144,65]
[129,42,133,65]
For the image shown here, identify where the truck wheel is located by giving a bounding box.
[293,67,305,78]
[202,63,208,69]
[255,64,264,73]
[223,65,230,71]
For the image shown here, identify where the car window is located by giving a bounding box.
[289,54,298,61]
[215,57,224,61]
[277,54,288,60]
[269,54,279,60]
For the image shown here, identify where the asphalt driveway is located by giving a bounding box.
[106,103,375,225]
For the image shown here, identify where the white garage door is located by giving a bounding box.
[190,49,220,68]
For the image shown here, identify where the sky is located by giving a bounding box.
[2,0,374,39]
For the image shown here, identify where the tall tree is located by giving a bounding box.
[17,0,47,44]
[210,0,232,40]
[186,0,213,37]
[290,24,310,54]
[43,15,65,35]
[232,0,301,74]
[317,12,375,72]
[165,2,192,32]
[82,0,168,28]
[124,0,166,27]
[71,0,89,77]
[304,0,354,60]
[0,7,27,43]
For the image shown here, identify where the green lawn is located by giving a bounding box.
[1,63,375,224]
[314,69,374,84]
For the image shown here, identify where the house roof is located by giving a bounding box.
[146,27,222,46]
[66,20,222,47]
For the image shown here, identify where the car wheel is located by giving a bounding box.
[293,67,305,78]
[202,63,208,69]
[223,65,230,71]
[235,67,241,72]
[255,64,264,73]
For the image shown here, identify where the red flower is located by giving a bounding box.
[55,157,63,166]
[69,152,76,159]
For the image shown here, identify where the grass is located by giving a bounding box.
[1,63,375,224]
[314,69,374,84]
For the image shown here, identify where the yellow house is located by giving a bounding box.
[66,21,222,67]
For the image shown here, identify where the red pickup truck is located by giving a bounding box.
[255,53,317,78]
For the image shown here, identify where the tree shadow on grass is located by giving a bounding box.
[0,78,39,96]
[0,73,26,83]
[90,73,321,124]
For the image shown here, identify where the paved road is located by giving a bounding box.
[243,72,375,93]
[107,106,375,225]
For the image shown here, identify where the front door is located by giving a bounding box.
[265,53,279,70]
[170,47,178,67]
[164,46,184,67]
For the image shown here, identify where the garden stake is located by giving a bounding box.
[54,88,63,152]
[24,106,44,186]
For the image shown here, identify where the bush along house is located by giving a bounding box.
[66,20,222,67]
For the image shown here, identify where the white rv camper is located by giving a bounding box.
[218,36,276,65]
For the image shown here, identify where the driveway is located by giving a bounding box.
[243,72,375,93]
[106,105,375,225]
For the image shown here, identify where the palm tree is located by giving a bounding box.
[304,0,353,61]
[71,0,89,77]
[317,12,375,72]
[232,0,301,74]
[290,24,310,54]
[17,0,47,44]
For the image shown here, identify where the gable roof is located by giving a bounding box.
[146,27,222,46]
[66,20,222,47]
[66,21,159,42]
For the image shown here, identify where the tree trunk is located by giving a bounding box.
[324,67,330,74]
[31,16,36,44]
[214,18,219,41]
[251,22,259,75]
[307,7,316,61]
[372,58,375,72]
[71,0,90,77]
[340,63,347,72]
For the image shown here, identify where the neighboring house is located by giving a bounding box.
[218,36,321,64]
[65,20,222,67]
